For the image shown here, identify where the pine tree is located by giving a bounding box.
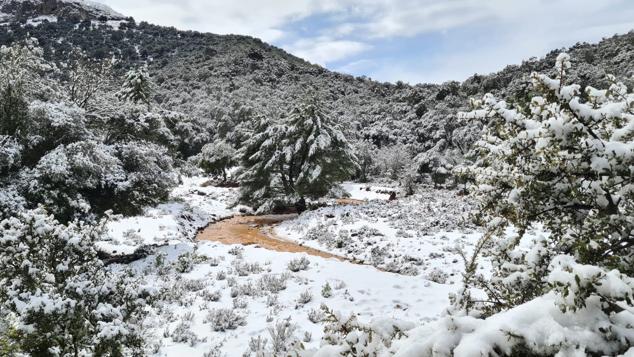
[238,116,288,212]
[239,97,359,212]
[282,97,359,201]
[118,65,153,109]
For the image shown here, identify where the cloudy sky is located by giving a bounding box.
[96,0,634,84]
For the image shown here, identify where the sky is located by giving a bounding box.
[96,0,634,84]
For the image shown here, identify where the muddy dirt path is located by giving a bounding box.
[197,214,349,260]
[196,199,366,261]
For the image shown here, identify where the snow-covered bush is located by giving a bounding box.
[259,273,288,293]
[287,256,310,272]
[422,53,634,355]
[0,208,151,356]
[205,308,246,331]
[321,282,333,298]
[296,290,313,306]
[22,140,177,220]
[374,144,413,180]
[0,135,22,174]
[0,41,179,222]
[245,318,303,356]
[317,306,405,356]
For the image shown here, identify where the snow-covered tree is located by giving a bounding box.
[354,140,375,183]
[0,208,152,356]
[118,65,153,108]
[23,140,178,221]
[237,117,285,211]
[195,140,237,182]
[239,97,358,212]
[375,144,412,180]
[425,53,634,355]
[0,38,48,95]
[67,50,114,110]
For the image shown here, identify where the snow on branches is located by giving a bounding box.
[0,208,152,355]
[439,53,634,355]
[239,97,359,212]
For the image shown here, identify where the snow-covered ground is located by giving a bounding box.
[102,178,487,356]
[130,242,456,356]
[341,182,395,201]
[98,177,235,255]
[277,183,483,282]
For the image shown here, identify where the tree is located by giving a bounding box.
[238,117,285,211]
[0,38,46,139]
[0,208,151,356]
[67,50,113,110]
[239,98,359,212]
[375,144,412,180]
[354,140,374,183]
[439,53,634,354]
[196,140,237,182]
[118,65,153,109]
[0,84,29,138]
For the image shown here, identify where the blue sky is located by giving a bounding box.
[98,0,634,84]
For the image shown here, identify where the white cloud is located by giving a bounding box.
[98,0,341,41]
[286,37,370,66]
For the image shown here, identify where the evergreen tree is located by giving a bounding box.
[118,65,153,109]
[0,85,29,138]
[239,98,358,212]
[238,116,288,212]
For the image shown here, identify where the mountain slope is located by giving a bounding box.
[0,0,124,23]
[1,0,633,174]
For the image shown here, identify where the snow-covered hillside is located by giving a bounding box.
[0,0,125,25]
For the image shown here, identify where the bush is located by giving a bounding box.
[433,53,634,355]
[22,140,178,221]
[0,208,151,356]
[206,308,246,331]
[287,256,310,272]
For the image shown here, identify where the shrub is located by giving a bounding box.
[206,308,246,331]
[0,208,151,356]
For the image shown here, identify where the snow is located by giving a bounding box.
[341,182,394,201]
[276,187,483,279]
[99,177,484,355]
[97,177,234,255]
[25,15,56,26]
[128,241,457,356]
[393,291,634,357]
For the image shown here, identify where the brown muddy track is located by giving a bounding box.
[197,214,349,260]
[196,198,366,261]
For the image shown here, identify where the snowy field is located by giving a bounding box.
[277,183,483,282]
[100,178,487,356]
[129,242,456,356]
